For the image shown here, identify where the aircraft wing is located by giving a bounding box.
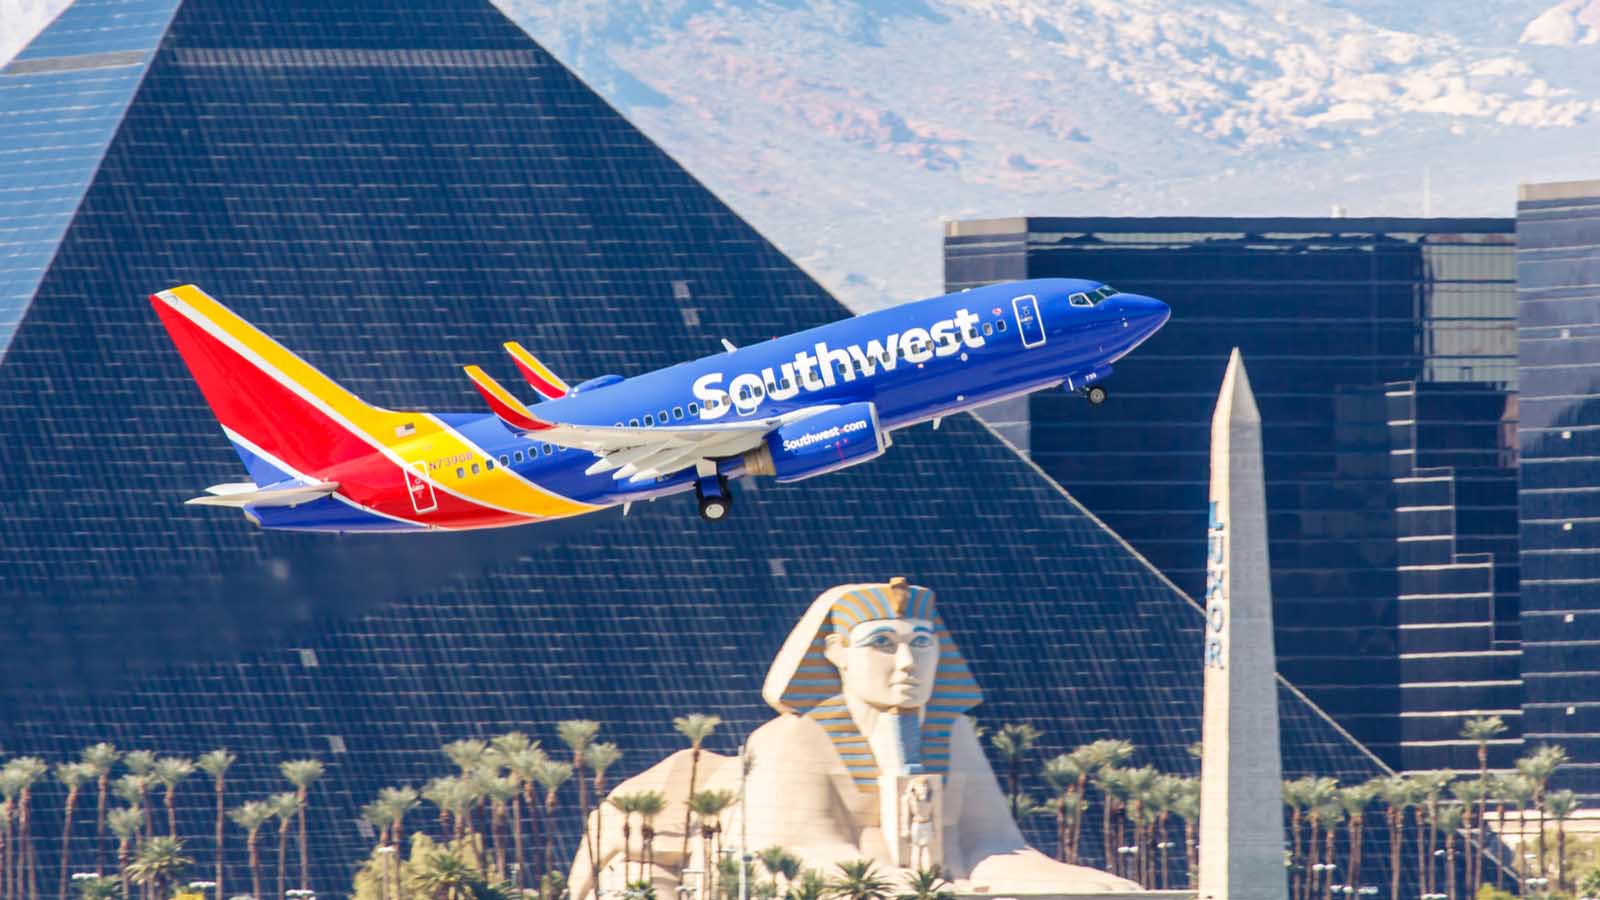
[462,365,822,483]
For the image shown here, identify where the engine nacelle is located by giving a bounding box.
[743,402,891,484]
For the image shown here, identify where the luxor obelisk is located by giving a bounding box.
[1197,349,1287,900]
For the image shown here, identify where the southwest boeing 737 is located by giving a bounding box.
[151,279,1168,530]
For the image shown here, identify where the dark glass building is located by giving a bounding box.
[946,217,1521,767]
[1385,380,1521,771]
[1517,179,1600,797]
[0,1,1423,896]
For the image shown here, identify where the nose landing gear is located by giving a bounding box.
[1085,385,1108,406]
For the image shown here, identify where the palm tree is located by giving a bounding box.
[3,765,25,900]
[1339,782,1376,893]
[125,837,190,900]
[1449,778,1487,898]
[122,755,156,840]
[1170,779,1200,889]
[532,763,572,880]
[1374,775,1413,900]
[151,758,194,839]
[988,724,1042,822]
[196,750,236,900]
[1060,745,1100,864]
[584,744,622,891]
[1412,771,1453,896]
[443,741,491,778]
[1041,755,1087,863]
[1433,805,1463,900]
[1081,740,1132,871]
[1117,766,1157,887]
[557,723,601,880]
[278,759,324,892]
[688,792,734,900]
[1460,715,1505,896]
[787,870,826,900]
[894,868,952,900]
[73,874,122,900]
[410,849,493,900]
[107,809,143,900]
[634,792,667,882]
[823,860,890,900]
[1546,789,1580,892]
[1300,778,1337,900]
[266,793,298,900]
[608,794,643,885]
[484,777,519,882]
[80,745,120,877]
[56,762,96,900]
[503,746,546,888]
[7,756,48,900]
[671,715,720,881]
[228,802,272,900]
[1282,779,1308,900]
[377,787,420,858]
[1516,744,1568,881]
[1498,773,1536,882]
[756,846,799,899]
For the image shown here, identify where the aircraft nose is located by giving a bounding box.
[1119,293,1170,338]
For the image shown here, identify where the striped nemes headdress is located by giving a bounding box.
[761,579,983,791]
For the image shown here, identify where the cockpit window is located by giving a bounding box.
[1068,292,1093,308]
[1094,285,1119,301]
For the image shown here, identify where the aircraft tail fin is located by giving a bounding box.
[150,285,398,483]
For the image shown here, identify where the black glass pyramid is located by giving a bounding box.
[0,0,1422,893]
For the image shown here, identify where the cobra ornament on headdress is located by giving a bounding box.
[762,579,982,791]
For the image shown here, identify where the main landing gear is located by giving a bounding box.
[1084,385,1108,406]
[695,463,733,521]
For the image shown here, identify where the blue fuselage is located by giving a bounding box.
[253,278,1168,530]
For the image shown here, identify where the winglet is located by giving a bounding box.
[464,365,552,432]
[502,342,570,400]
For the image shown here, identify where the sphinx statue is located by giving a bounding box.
[569,579,1137,898]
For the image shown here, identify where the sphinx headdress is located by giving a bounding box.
[762,580,982,789]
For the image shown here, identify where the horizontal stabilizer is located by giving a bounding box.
[464,365,552,432]
[503,342,570,399]
[186,481,340,508]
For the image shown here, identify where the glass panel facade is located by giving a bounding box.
[0,0,181,358]
[947,217,1520,767]
[0,1,1424,895]
[1517,181,1600,797]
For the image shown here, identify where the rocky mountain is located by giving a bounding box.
[7,0,1599,309]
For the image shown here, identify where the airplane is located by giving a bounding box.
[150,278,1169,531]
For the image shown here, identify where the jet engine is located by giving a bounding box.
[743,402,891,483]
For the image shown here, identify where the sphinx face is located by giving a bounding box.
[827,617,940,711]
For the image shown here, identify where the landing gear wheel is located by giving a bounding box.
[1086,385,1108,406]
[698,494,731,521]
[695,473,733,521]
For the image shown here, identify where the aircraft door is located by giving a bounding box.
[405,461,438,514]
[1013,294,1046,348]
